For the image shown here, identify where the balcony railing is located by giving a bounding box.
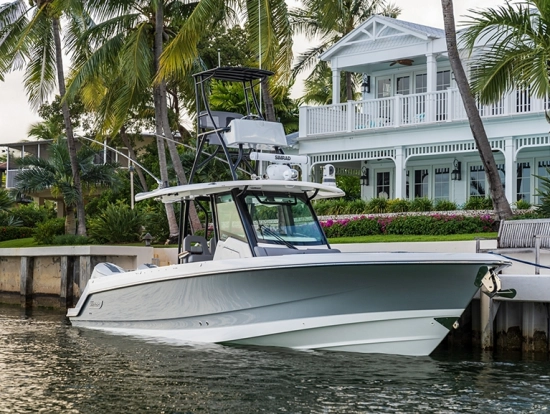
[299,89,549,137]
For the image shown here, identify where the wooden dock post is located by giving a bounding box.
[480,292,499,350]
[20,256,34,308]
[522,302,549,352]
[495,301,522,352]
[60,256,75,308]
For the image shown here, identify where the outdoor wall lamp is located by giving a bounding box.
[451,159,462,181]
[143,233,153,247]
[361,75,370,94]
[360,166,370,186]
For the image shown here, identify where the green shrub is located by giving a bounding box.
[342,217,381,236]
[88,203,144,244]
[344,199,367,214]
[366,197,388,214]
[312,199,332,216]
[464,197,493,210]
[515,199,531,210]
[434,199,458,211]
[10,203,56,227]
[140,203,170,243]
[387,198,410,213]
[52,234,95,245]
[0,212,22,227]
[33,218,65,244]
[0,226,34,242]
[385,216,432,235]
[410,197,433,212]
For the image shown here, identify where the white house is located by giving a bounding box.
[297,15,550,206]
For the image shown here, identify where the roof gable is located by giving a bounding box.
[321,15,443,61]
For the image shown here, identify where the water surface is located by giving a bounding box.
[1,305,549,413]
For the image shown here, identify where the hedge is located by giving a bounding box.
[0,226,34,242]
[321,214,496,238]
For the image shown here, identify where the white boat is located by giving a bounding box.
[68,67,514,356]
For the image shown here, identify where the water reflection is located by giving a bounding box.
[1,304,549,413]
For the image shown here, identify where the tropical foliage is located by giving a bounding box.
[0,0,91,235]
[461,0,550,105]
[14,142,120,234]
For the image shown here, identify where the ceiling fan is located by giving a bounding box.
[389,59,414,66]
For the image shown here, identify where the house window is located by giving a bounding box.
[436,70,451,120]
[397,76,411,121]
[516,86,531,113]
[376,171,391,199]
[414,74,427,121]
[470,165,486,197]
[415,74,427,93]
[396,76,410,95]
[406,170,410,199]
[414,169,429,198]
[437,70,451,90]
[434,167,450,200]
[377,78,391,98]
[537,160,550,203]
[517,162,531,201]
[376,78,392,121]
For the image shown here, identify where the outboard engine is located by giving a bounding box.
[91,262,126,278]
[322,164,337,187]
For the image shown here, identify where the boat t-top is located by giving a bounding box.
[68,67,514,356]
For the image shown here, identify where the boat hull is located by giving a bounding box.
[68,253,508,356]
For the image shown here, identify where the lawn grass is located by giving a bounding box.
[0,238,39,248]
[0,233,498,248]
[328,232,498,244]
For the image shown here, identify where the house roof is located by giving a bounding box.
[377,15,444,39]
[320,14,444,62]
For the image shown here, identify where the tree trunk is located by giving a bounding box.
[261,79,276,122]
[154,89,179,239]
[345,72,353,101]
[119,126,148,192]
[154,2,201,233]
[65,204,76,235]
[53,17,88,235]
[441,0,512,219]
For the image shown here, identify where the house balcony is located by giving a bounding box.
[298,89,549,139]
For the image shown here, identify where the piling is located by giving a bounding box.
[20,256,34,308]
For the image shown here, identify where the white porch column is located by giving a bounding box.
[332,68,341,105]
[426,53,437,92]
[504,137,515,204]
[394,146,405,199]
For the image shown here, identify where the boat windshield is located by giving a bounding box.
[244,192,326,246]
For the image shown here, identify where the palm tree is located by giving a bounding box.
[68,0,202,237]
[460,1,550,107]
[291,0,401,101]
[441,0,512,219]
[158,0,293,121]
[0,189,15,213]
[0,0,91,235]
[14,142,120,234]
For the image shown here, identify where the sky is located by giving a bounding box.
[0,0,507,144]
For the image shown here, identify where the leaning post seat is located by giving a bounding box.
[180,235,214,263]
